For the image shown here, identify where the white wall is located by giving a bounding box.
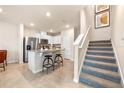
[61,28,74,61]
[80,7,92,34]
[0,22,19,63]
[80,9,87,34]
[18,24,24,63]
[111,5,124,84]
[84,6,111,41]
[24,27,38,37]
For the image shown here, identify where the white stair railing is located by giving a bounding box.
[73,25,91,83]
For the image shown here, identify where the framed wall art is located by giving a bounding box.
[95,5,110,13]
[95,11,110,29]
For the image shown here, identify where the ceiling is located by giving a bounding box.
[0,5,86,32]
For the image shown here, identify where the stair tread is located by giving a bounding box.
[80,73,122,88]
[83,66,120,78]
[87,50,114,53]
[84,61,118,72]
[89,42,111,44]
[89,43,111,44]
[89,45,112,47]
[90,40,111,43]
[89,46,112,47]
[89,43,111,45]
[79,75,105,88]
[88,47,113,51]
[88,46,112,48]
[86,51,114,57]
[86,55,115,59]
[85,59,117,67]
[89,43,112,45]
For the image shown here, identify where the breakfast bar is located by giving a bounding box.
[28,49,64,74]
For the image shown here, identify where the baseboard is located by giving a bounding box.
[32,69,42,74]
[73,78,79,83]
[7,60,19,63]
[70,58,74,61]
[64,58,73,61]
[111,39,124,87]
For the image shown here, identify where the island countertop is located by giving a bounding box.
[29,48,64,53]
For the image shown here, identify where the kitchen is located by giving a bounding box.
[23,26,74,74]
[0,5,82,87]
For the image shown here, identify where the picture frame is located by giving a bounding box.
[95,5,110,13]
[95,11,110,29]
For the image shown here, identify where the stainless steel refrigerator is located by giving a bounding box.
[23,37,39,63]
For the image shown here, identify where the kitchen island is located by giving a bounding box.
[28,49,64,74]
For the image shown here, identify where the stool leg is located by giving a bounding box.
[43,58,48,74]
[60,56,63,66]
[47,58,49,74]
[50,58,54,71]
[54,56,57,68]
[58,56,60,67]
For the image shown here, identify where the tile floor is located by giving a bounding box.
[0,60,89,88]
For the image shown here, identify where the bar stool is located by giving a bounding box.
[42,55,54,74]
[54,54,63,67]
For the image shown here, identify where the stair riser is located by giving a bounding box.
[90,41,111,43]
[90,42,111,44]
[84,62,118,72]
[85,56,116,63]
[89,44,112,47]
[86,52,114,57]
[82,69,121,83]
[79,77,105,88]
[88,48,113,51]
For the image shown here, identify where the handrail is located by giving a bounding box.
[73,25,91,47]
[73,33,84,46]
[79,25,91,48]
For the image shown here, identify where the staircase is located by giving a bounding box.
[79,40,122,88]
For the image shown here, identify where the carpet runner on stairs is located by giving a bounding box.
[79,40,122,88]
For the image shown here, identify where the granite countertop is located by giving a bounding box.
[29,48,64,53]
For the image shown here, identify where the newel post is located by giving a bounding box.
[73,45,79,83]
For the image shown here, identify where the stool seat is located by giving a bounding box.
[44,55,52,58]
[56,54,62,56]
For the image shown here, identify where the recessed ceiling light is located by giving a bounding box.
[0,8,3,13]
[30,22,34,26]
[50,29,53,32]
[46,12,51,17]
[65,24,70,28]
